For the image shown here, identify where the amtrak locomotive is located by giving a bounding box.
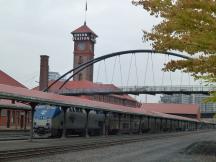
[33,105,106,137]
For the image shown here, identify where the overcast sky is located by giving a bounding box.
[0,0,161,87]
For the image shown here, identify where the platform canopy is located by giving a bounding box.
[0,99,31,111]
[0,84,198,122]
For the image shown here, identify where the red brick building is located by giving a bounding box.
[0,70,31,130]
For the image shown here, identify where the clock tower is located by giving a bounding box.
[71,23,97,81]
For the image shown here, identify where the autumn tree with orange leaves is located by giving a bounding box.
[133,0,216,101]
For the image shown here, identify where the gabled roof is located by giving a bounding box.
[0,70,26,88]
[71,24,98,37]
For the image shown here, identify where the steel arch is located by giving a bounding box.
[44,49,191,91]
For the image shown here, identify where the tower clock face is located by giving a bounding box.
[77,42,86,51]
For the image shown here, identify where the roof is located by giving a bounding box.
[71,24,98,37]
[0,99,31,110]
[33,80,136,102]
[141,103,200,115]
[0,70,26,88]
[0,84,199,122]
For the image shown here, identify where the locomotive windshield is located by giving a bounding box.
[34,105,61,119]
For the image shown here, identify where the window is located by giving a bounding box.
[78,73,83,80]
[78,56,83,64]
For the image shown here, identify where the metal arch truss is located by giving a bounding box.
[44,49,191,92]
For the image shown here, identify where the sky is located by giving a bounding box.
[0,0,200,102]
[0,0,160,86]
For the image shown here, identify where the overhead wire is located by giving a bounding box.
[144,54,149,86]
[118,56,123,86]
[150,52,155,86]
[111,56,117,83]
[161,55,167,86]
[134,53,139,86]
[126,54,133,86]
[96,61,101,82]
[103,60,108,82]
[168,55,173,87]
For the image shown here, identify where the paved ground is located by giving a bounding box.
[0,130,29,140]
[9,130,216,162]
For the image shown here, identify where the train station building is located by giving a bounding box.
[0,70,31,130]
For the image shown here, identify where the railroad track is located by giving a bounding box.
[0,130,213,162]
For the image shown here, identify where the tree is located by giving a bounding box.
[132,0,216,101]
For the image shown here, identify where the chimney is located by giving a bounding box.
[39,55,49,91]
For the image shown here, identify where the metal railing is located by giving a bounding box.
[55,85,216,96]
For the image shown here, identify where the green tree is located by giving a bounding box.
[132,0,216,101]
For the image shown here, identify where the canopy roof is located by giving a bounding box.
[0,84,198,122]
[0,99,31,110]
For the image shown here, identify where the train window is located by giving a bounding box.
[70,107,76,112]
[75,108,83,113]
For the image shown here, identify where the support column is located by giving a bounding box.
[118,113,121,135]
[154,117,157,131]
[129,114,133,134]
[7,110,10,128]
[160,118,163,131]
[195,122,198,130]
[61,107,68,138]
[85,109,90,138]
[170,120,172,131]
[138,116,142,134]
[147,116,150,131]
[165,119,168,131]
[177,120,180,131]
[0,109,1,127]
[29,103,37,141]
[103,111,108,136]
[24,110,27,130]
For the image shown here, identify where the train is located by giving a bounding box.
[33,105,141,137]
[33,105,212,137]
